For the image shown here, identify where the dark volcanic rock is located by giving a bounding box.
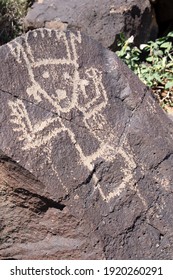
[1,28,173,259]
[0,154,103,259]
[24,0,158,48]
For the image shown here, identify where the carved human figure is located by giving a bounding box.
[7,29,139,203]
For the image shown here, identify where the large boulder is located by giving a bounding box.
[1,28,173,259]
[24,0,158,48]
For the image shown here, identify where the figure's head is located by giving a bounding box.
[27,61,79,113]
[8,29,108,116]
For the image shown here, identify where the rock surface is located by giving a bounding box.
[0,153,103,259]
[1,29,173,259]
[24,0,158,48]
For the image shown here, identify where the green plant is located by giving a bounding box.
[0,0,32,44]
[116,33,141,73]
[116,32,173,110]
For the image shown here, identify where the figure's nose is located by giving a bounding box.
[55,89,67,101]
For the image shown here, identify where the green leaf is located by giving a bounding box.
[167,32,173,38]
[146,57,153,62]
[140,44,148,50]
[155,50,163,57]
[125,53,131,59]
[160,42,172,49]
[126,36,134,44]
[162,57,167,67]
[165,81,173,89]
[156,37,166,45]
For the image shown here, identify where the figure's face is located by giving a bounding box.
[30,63,107,115]
[32,63,77,113]
[76,68,108,115]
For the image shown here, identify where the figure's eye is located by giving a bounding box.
[42,71,49,79]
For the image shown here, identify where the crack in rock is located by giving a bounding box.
[0,88,77,122]
[153,152,173,170]
[14,187,66,212]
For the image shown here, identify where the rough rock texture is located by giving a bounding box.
[0,154,103,259]
[1,29,173,259]
[24,0,158,48]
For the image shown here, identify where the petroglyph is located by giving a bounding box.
[7,29,146,204]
